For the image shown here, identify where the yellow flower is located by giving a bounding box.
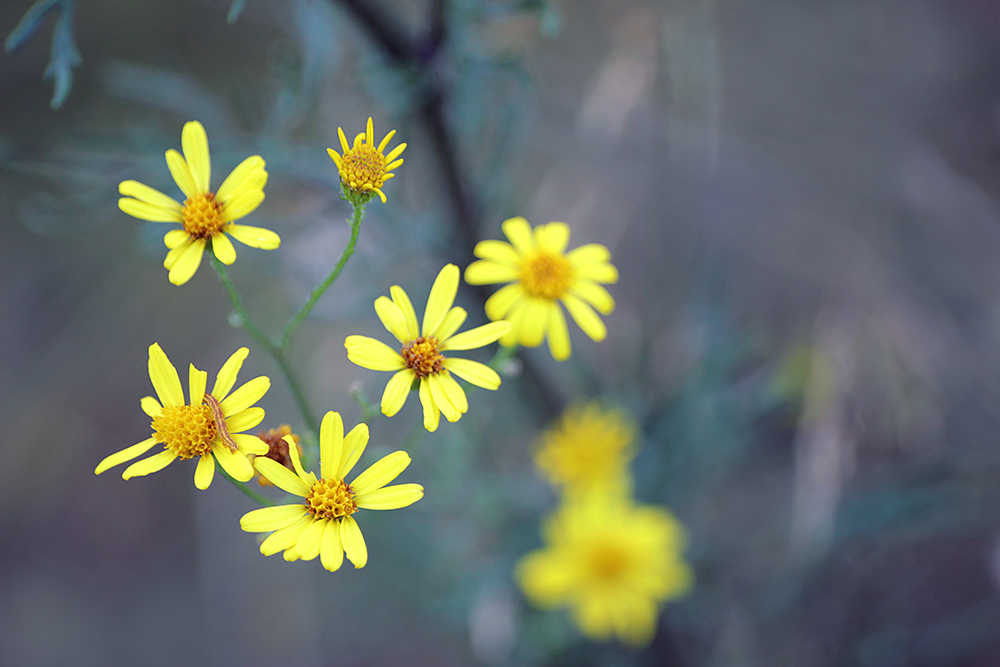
[327,117,406,204]
[345,264,511,432]
[465,217,619,361]
[118,120,281,285]
[516,494,693,648]
[240,411,424,571]
[535,403,637,495]
[95,344,270,490]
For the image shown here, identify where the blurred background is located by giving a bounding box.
[3,0,1000,665]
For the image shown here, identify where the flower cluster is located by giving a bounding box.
[515,404,693,647]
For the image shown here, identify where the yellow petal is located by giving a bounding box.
[381,369,415,417]
[464,260,519,285]
[472,239,520,266]
[340,516,368,568]
[119,180,182,210]
[319,411,344,482]
[224,168,268,203]
[254,457,310,497]
[439,373,468,413]
[428,373,461,422]
[443,358,501,390]
[377,129,396,153]
[570,281,615,315]
[241,504,309,533]
[546,303,571,361]
[350,450,411,495]
[220,189,265,222]
[118,198,183,223]
[148,343,184,408]
[484,283,524,321]
[384,143,406,163]
[168,238,207,285]
[366,117,374,146]
[212,347,249,401]
[260,514,311,555]
[561,293,607,341]
[164,229,190,249]
[213,443,254,482]
[326,148,343,167]
[122,450,177,480]
[163,240,191,270]
[422,264,459,337]
[188,364,207,406]
[536,222,570,254]
[140,396,162,418]
[232,433,268,455]
[181,121,211,193]
[219,376,270,415]
[344,335,406,371]
[356,483,424,510]
[440,320,510,351]
[286,434,313,483]
[216,156,265,202]
[194,453,216,490]
[566,243,611,266]
[165,149,200,199]
[433,307,467,342]
[500,298,528,347]
[374,296,411,344]
[338,423,369,480]
[517,298,550,347]
[501,217,534,254]
[95,437,158,474]
[418,378,440,432]
[211,233,237,265]
[295,518,326,561]
[225,223,280,249]
[320,519,345,571]
[390,286,420,341]
[574,261,619,284]
[338,127,349,153]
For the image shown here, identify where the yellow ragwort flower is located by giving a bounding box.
[240,411,424,572]
[465,217,619,361]
[327,117,406,204]
[95,344,270,489]
[118,120,281,285]
[345,264,511,432]
[516,493,693,648]
[535,403,637,495]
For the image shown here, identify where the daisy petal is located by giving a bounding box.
[574,262,619,284]
[472,239,520,266]
[140,396,162,418]
[118,198,183,223]
[338,423,370,479]
[428,373,462,422]
[350,450,411,495]
[214,443,254,482]
[260,514,311,556]
[384,143,406,163]
[181,121,211,193]
[433,307,467,342]
[296,518,326,561]
[216,156,265,202]
[320,519,345,572]
[345,336,406,371]
[440,373,468,413]
[500,299,528,347]
[377,129,396,153]
[211,233,237,265]
[502,217,534,254]
[418,378,440,432]
[319,411,344,482]
[212,347,249,401]
[537,222,570,254]
[389,286,420,341]
[219,376,270,415]
[224,407,264,434]
[570,281,615,314]
[232,433,268,455]
[163,240,191,270]
[255,457,311,496]
[241,504,309,533]
[194,453,216,490]
[220,189,265,222]
[444,358,501,390]
[188,364,207,406]
[119,180,182,210]
[566,243,611,266]
[95,437,158,474]
[122,450,177,480]
[340,516,368,568]
[165,149,200,199]
[224,168,268,202]
[485,283,524,321]
[546,303,572,361]
[356,483,424,510]
[440,320,510,351]
[375,296,411,344]
[517,298,551,347]
[422,264,459,337]
[561,293,607,341]
[168,238,207,286]
[164,229,190,249]
[225,223,280,250]
[464,260,519,285]
[148,343,184,408]
[326,148,342,168]
[381,369,415,417]
[338,127,350,153]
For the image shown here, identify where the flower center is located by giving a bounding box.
[521,251,573,300]
[305,479,358,520]
[152,404,217,459]
[181,192,225,239]
[401,336,445,379]
[587,543,631,582]
[340,144,386,191]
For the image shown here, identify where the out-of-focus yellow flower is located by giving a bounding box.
[327,117,406,204]
[344,264,511,432]
[515,494,693,648]
[240,411,423,572]
[464,217,618,361]
[95,344,270,489]
[118,120,280,285]
[252,424,302,487]
[535,403,637,495]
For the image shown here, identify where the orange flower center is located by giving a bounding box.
[401,336,445,379]
[152,404,217,459]
[305,479,358,520]
[181,192,225,239]
[340,144,387,191]
[587,543,631,582]
[521,250,573,300]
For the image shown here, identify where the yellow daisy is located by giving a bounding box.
[344,264,511,432]
[118,120,281,286]
[326,117,406,204]
[95,344,271,490]
[240,411,424,571]
[516,493,693,648]
[464,217,619,361]
[534,403,637,495]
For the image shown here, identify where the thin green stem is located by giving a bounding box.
[280,202,365,351]
[220,467,274,506]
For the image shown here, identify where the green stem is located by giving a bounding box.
[280,202,365,351]
[220,467,274,506]
[211,256,319,434]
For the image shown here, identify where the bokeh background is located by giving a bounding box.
[4,0,1000,665]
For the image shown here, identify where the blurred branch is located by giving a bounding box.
[5,0,82,109]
